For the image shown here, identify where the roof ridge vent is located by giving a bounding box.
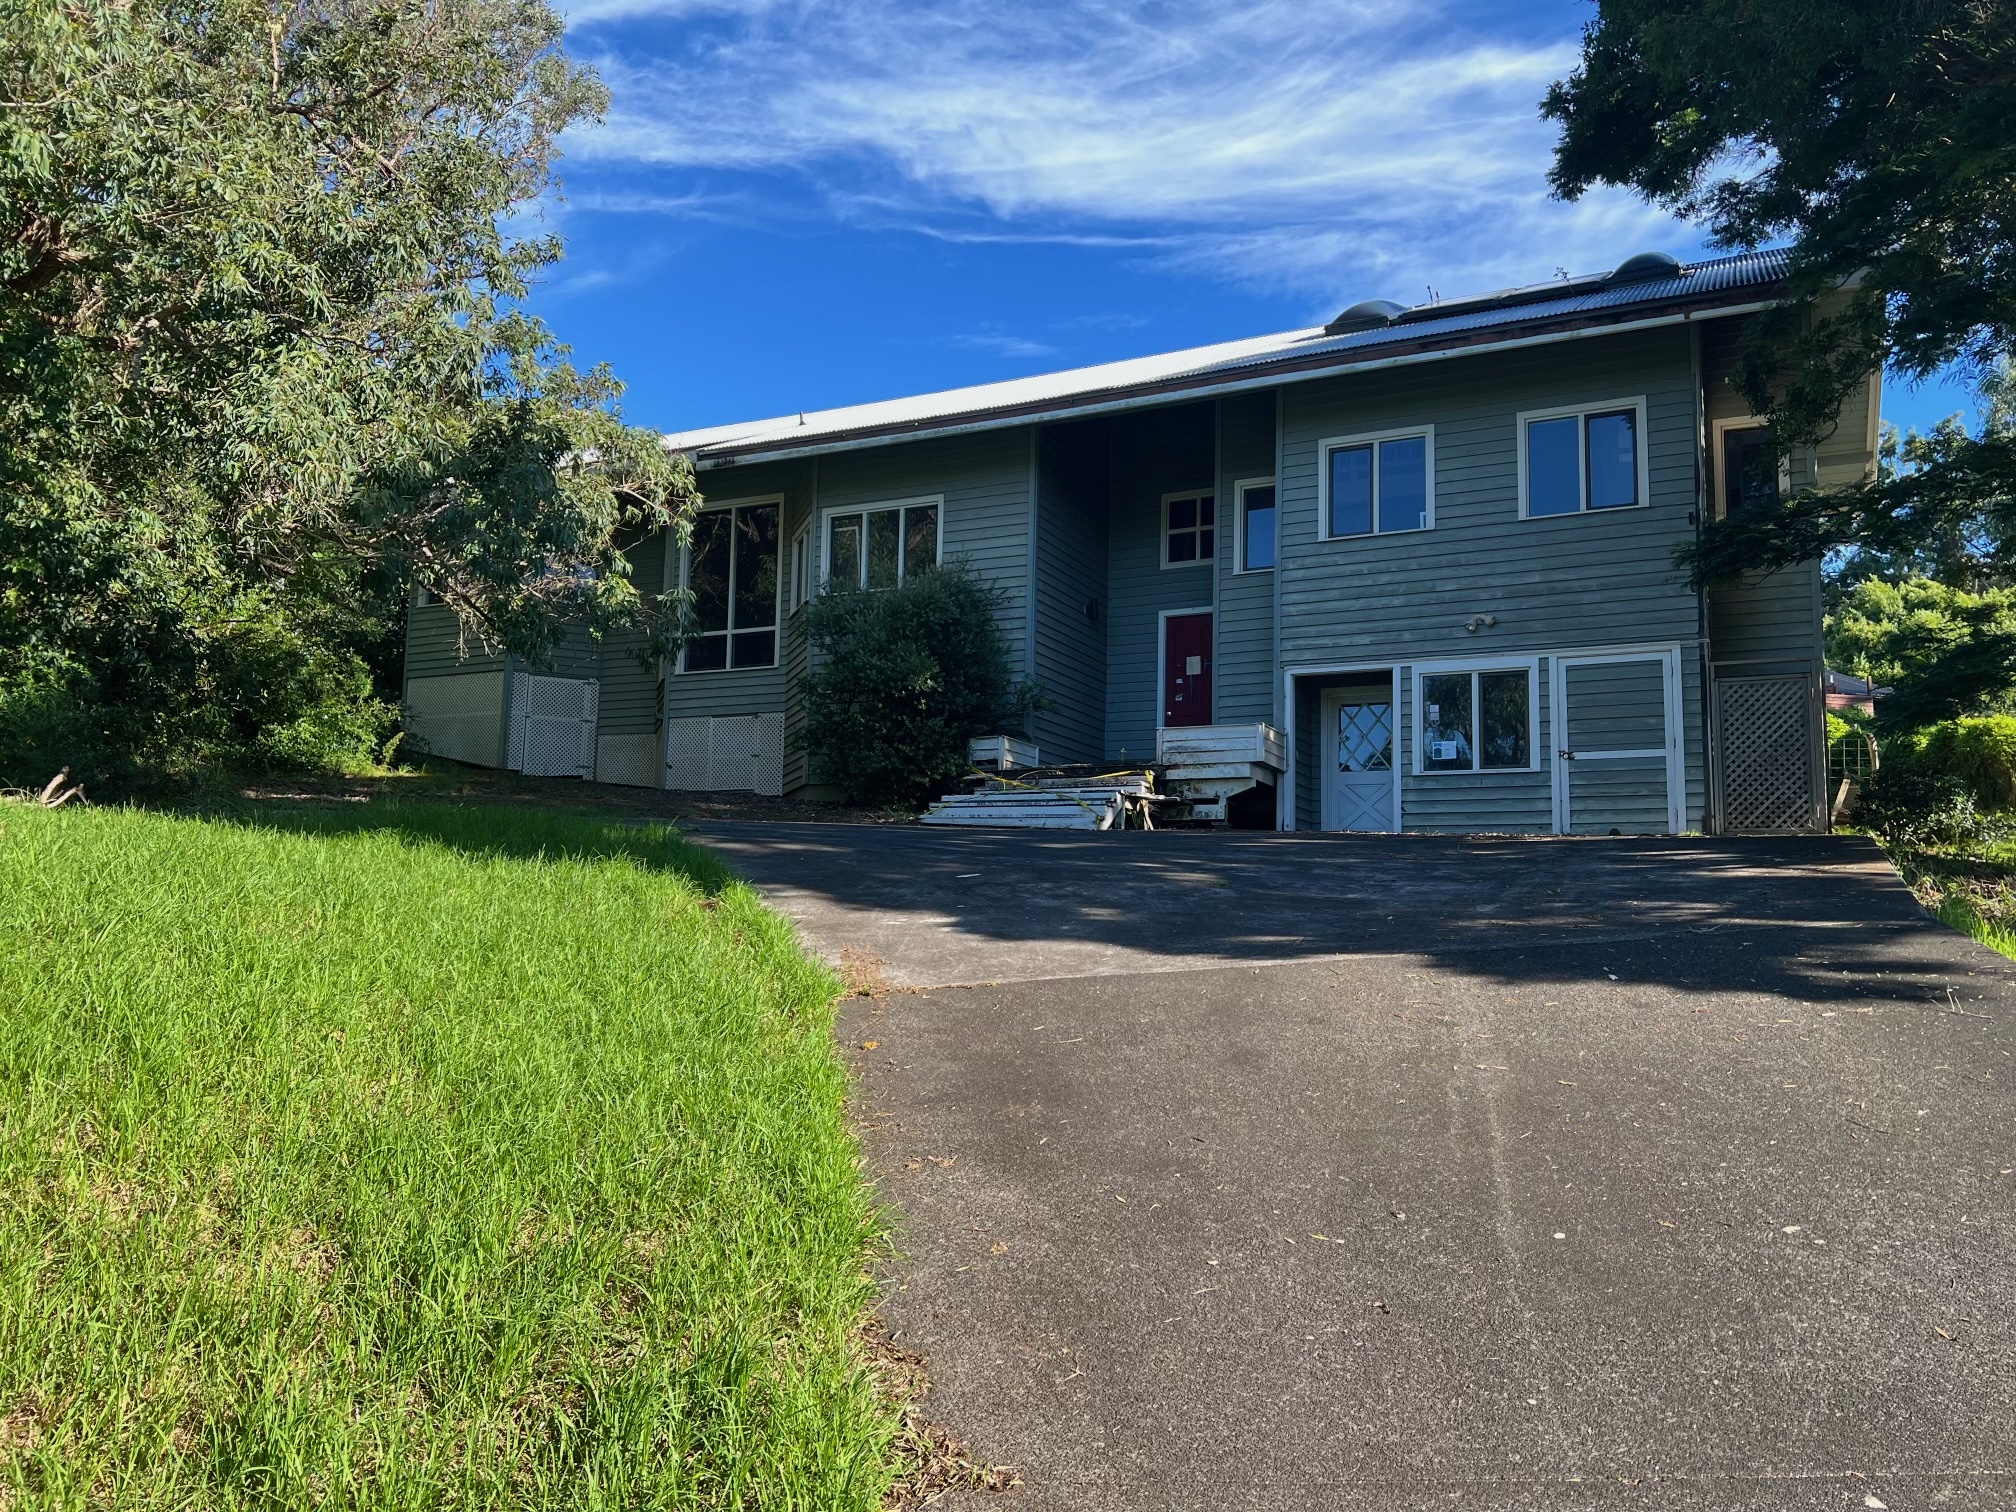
[1606,250,1684,285]
[1324,298,1409,336]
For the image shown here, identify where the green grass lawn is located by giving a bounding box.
[0,800,901,1507]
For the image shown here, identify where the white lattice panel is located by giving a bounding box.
[508,673,597,778]
[1717,675,1818,832]
[596,733,662,788]
[664,717,713,790]
[753,713,783,796]
[662,713,784,794]
[404,671,505,767]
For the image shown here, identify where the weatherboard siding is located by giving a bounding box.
[1277,326,1705,669]
[1104,402,1217,763]
[1215,390,1278,727]
[1033,419,1110,764]
[403,600,507,684]
[595,530,669,739]
[1699,316,1826,672]
[815,430,1033,680]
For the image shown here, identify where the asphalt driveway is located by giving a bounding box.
[688,824,2016,1510]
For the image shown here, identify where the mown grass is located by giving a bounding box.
[0,800,900,1508]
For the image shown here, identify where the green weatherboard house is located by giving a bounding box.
[403,248,1875,835]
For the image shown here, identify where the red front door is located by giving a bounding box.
[1163,612,1213,727]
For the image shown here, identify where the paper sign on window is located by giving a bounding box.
[1185,655,1202,675]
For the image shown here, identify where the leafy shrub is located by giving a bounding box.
[1915,714,2016,809]
[1858,761,2015,851]
[0,604,399,792]
[801,565,1042,807]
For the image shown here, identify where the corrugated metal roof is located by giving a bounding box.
[665,248,1789,463]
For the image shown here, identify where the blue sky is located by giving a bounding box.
[532,0,1981,441]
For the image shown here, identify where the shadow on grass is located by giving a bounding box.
[198,794,738,895]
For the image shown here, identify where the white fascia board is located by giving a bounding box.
[687,301,1779,471]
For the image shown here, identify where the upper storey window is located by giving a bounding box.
[683,500,779,672]
[1320,429,1432,538]
[1162,491,1216,567]
[826,499,940,589]
[1520,400,1647,517]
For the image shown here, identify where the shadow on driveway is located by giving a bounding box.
[687,823,1968,1006]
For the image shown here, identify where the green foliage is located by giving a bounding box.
[1542,1,2016,584]
[1914,715,2016,809]
[1856,760,2013,852]
[801,565,1042,807]
[1825,576,2016,728]
[0,799,900,1505]
[0,0,700,785]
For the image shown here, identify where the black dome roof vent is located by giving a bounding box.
[1606,250,1684,284]
[1324,298,1409,335]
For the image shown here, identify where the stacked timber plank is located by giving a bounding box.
[920,769,1157,831]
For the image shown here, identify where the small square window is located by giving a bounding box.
[1163,492,1215,567]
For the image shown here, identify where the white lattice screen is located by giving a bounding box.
[404,671,506,767]
[1716,675,1819,832]
[664,714,784,795]
[508,674,597,778]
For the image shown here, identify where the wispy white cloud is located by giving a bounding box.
[559,0,1700,306]
[946,331,1059,360]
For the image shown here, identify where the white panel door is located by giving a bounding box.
[1550,649,1683,835]
[1321,689,1398,832]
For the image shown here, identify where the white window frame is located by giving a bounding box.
[1516,396,1651,519]
[677,493,785,676]
[1709,414,1798,522]
[1233,475,1277,574]
[788,520,813,612]
[818,494,945,590]
[1411,655,1541,775]
[1160,487,1217,570]
[1317,425,1436,541]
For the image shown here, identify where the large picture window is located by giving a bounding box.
[1520,400,1646,517]
[826,499,939,589]
[1417,665,1534,773]
[682,500,779,672]
[1320,428,1432,539]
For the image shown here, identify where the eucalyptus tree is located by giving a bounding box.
[1,0,694,776]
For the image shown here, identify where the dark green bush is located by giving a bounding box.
[800,565,1041,807]
[0,603,399,793]
[1858,760,2015,851]
[1914,715,2016,809]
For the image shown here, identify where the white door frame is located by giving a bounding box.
[1550,645,1685,835]
[1280,663,1402,832]
[1156,606,1215,731]
[1319,685,1400,832]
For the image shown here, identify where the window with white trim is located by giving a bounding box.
[1417,665,1534,773]
[789,522,813,612]
[826,499,939,589]
[1321,429,1432,538]
[681,500,779,672]
[1236,478,1276,572]
[1521,401,1645,517]
[1162,490,1216,567]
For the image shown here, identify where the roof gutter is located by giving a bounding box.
[685,296,1781,471]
